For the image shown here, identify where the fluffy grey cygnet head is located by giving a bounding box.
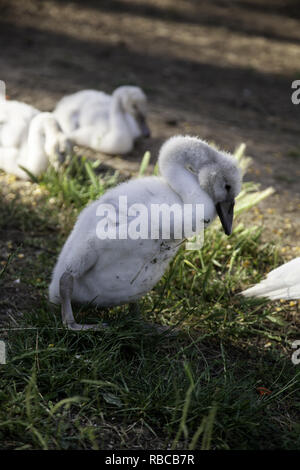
[197,150,241,203]
[159,135,242,236]
[197,153,241,236]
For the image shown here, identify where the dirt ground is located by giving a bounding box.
[0,0,299,249]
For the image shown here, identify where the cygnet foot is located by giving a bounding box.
[59,271,104,331]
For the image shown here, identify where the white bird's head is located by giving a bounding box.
[197,156,241,235]
[114,86,151,138]
[159,135,242,236]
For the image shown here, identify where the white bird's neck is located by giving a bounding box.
[159,144,215,221]
[109,93,131,134]
[26,113,59,175]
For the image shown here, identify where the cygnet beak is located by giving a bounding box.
[215,200,235,236]
[136,112,151,138]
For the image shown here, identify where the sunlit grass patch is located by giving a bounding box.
[39,155,119,211]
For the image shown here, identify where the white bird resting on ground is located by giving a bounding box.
[49,135,242,330]
[0,97,73,180]
[241,257,300,300]
[53,86,151,155]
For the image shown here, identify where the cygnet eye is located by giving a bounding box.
[225,184,231,192]
[186,165,197,175]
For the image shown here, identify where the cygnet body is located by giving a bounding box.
[49,135,242,330]
[0,98,73,180]
[54,86,150,155]
[242,257,300,300]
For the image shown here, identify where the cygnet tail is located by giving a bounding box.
[241,257,300,300]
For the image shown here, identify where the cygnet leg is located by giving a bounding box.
[59,272,101,331]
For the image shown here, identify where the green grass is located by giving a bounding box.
[39,156,119,210]
[0,149,299,450]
